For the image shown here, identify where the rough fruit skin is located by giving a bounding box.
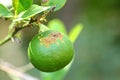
[28,30,74,72]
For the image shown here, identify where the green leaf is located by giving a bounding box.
[69,24,83,43]
[19,0,33,9]
[41,0,67,11]
[48,19,67,34]
[0,4,13,18]
[12,0,33,14]
[21,4,50,19]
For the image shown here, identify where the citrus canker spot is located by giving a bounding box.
[40,32,63,47]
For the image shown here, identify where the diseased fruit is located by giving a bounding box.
[28,30,74,72]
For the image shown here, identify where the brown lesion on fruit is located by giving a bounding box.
[40,32,63,47]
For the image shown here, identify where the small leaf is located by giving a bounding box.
[69,24,83,43]
[41,0,67,11]
[21,4,50,19]
[48,19,67,34]
[12,0,24,15]
[0,4,13,18]
[12,0,33,14]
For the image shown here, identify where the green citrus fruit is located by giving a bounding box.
[28,30,74,72]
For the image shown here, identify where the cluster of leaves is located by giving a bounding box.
[0,0,67,19]
[0,0,66,45]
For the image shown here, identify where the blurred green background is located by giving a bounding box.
[0,0,120,80]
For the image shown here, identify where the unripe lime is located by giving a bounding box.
[28,30,74,72]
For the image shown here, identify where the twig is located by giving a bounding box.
[0,21,25,46]
[0,59,39,80]
[0,7,55,46]
[0,27,23,46]
[37,6,56,22]
[0,35,11,46]
[19,63,34,72]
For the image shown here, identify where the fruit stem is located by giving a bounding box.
[38,23,49,33]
